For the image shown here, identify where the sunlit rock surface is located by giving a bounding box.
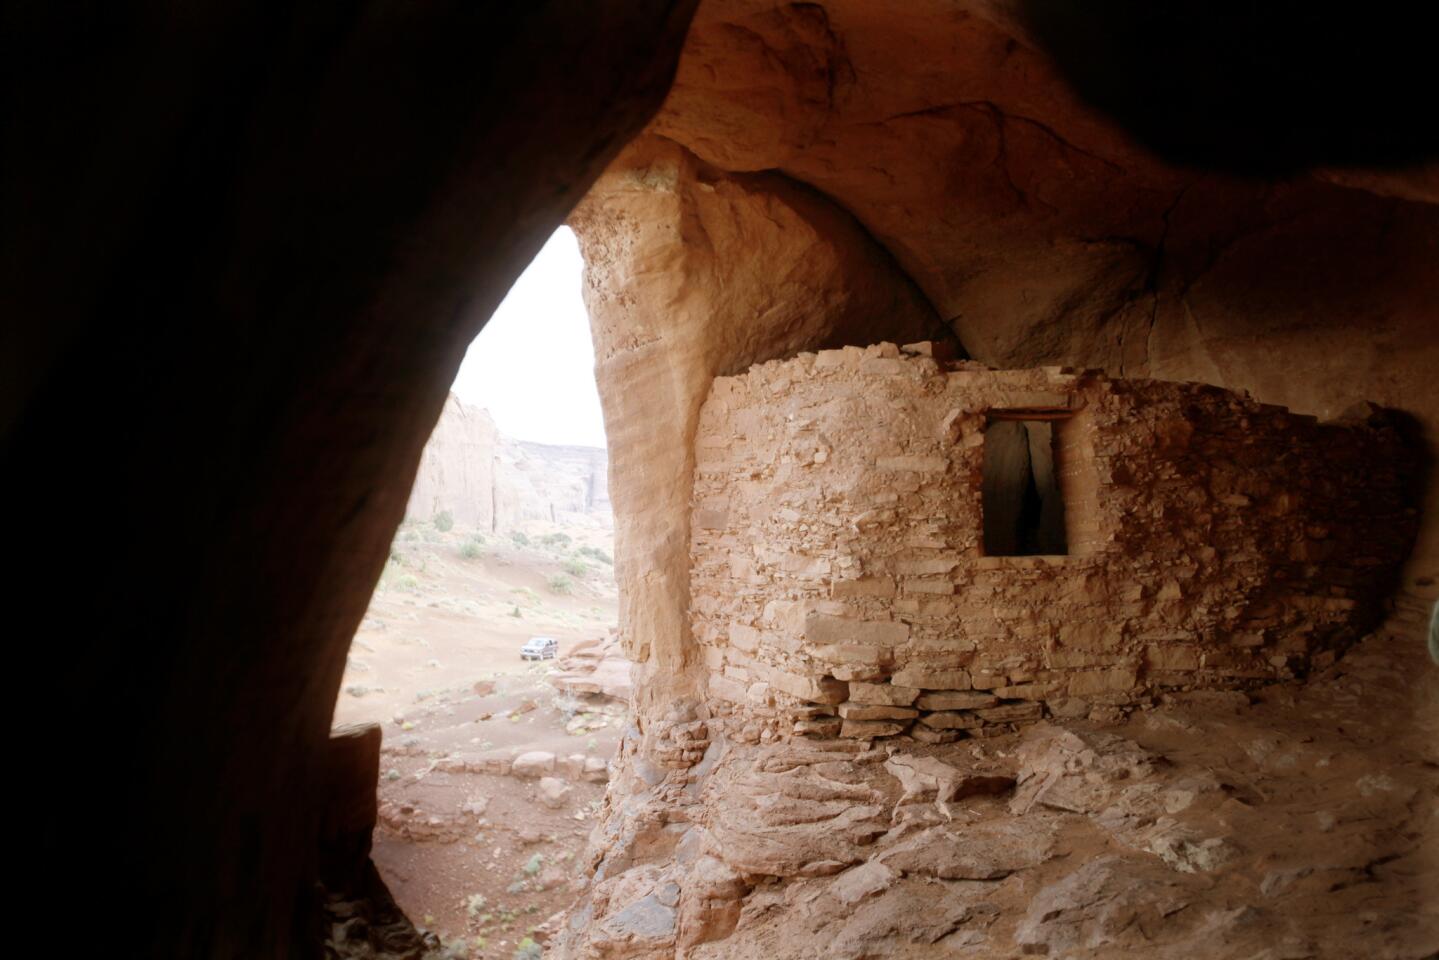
[557,3,1439,957]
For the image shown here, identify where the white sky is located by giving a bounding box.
[451,226,606,448]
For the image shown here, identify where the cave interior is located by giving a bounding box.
[5,0,1437,956]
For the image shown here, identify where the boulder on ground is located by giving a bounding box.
[512,751,557,779]
[548,633,635,702]
[538,777,572,810]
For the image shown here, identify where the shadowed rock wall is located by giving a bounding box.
[3,3,697,953]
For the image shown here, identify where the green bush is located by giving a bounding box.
[460,540,484,560]
[509,530,531,547]
[540,532,572,548]
[432,510,454,532]
[563,558,591,578]
[548,574,572,595]
[397,574,419,592]
[578,545,613,565]
[513,938,542,960]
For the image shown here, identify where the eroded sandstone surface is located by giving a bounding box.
[557,620,1437,958]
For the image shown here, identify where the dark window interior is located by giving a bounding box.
[982,416,1068,556]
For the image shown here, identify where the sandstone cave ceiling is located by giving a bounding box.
[618,0,1436,413]
[574,0,1438,613]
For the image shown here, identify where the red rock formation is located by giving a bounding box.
[561,4,1439,957]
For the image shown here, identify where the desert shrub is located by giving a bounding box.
[509,530,531,547]
[552,689,583,719]
[578,545,613,565]
[563,558,591,578]
[513,938,542,960]
[397,574,419,592]
[548,574,572,595]
[540,532,572,548]
[460,540,484,560]
[432,510,454,532]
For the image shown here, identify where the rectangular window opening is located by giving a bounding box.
[981,411,1070,556]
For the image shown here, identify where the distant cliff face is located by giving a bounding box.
[405,394,500,530]
[497,439,612,527]
[405,393,610,530]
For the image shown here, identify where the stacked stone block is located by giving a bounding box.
[690,342,1416,741]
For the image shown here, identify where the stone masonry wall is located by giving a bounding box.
[690,343,1417,743]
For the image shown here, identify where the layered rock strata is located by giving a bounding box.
[691,344,1417,743]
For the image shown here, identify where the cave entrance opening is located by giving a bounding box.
[981,411,1071,557]
[332,225,621,945]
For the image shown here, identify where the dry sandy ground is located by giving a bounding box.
[332,519,622,958]
[335,518,618,729]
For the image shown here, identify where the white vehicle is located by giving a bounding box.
[521,636,559,661]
